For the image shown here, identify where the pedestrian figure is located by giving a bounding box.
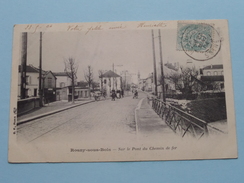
[133,90,138,99]
[121,89,124,98]
[93,92,98,101]
[111,90,117,101]
[117,90,121,99]
[102,90,106,99]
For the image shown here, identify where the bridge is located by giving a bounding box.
[148,95,227,139]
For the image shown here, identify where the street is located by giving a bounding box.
[17,92,147,144]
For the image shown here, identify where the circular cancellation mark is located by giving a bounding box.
[178,23,221,61]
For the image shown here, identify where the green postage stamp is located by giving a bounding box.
[177,22,221,61]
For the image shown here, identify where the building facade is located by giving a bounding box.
[100,70,122,95]
[18,65,57,102]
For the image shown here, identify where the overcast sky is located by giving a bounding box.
[24,29,223,82]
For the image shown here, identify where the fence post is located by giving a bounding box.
[204,125,209,136]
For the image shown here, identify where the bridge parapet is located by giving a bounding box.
[150,96,226,139]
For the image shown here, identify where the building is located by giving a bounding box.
[156,62,182,98]
[100,70,122,95]
[200,64,224,92]
[18,65,39,99]
[144,73,153,92]
[53,72,77,88]
[202,64,223,76]
[42,71,57,103]
[53,72,82,101]
[120,71,132,91]
[138,78,146,90]
[18,65,57,102]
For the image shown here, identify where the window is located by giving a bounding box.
[207,71,211,76]
[214,71,218,75]
[60,82,65,88]
[34,88,37,96]
[48,78,52,88]
[26,75,31,85]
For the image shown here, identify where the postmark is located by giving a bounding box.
[177,22,221,61]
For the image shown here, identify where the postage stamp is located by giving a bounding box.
[177,22,221,61]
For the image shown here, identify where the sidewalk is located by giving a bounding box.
[135,97,176,139]
[17,98,94,125]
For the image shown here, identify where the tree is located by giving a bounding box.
[84,65,93,98]
[166,65,199,98]
[64,57,78,104]
[77,81,88,88]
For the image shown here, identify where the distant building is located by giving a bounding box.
[156,62,182,97]
[138,78,146,90]
[53,72,90,101]
[202,64,223,76]
[120,71,132,91]
[18,65,57,103]
[53,72,77,88]
[100,70,122,95]
[200,64,224,92]
[144,73,153,92]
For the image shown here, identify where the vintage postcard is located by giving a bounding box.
[8,20,237,163]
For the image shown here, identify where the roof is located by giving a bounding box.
[201,75,224,82]
[100,70,121,78]
[164,63,178,71]
[203,64,223,70]
[43,71,57,79]
[53,72,69,76]
[19,65,57,79]
[19,65,39,73]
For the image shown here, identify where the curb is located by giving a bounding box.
[17,100,95,125]
[134,98,144,136]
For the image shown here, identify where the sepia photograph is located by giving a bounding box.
[8,20,237,163]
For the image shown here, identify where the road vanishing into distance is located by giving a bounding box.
[17,92,147,144]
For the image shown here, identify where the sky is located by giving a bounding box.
[23,28,223,83]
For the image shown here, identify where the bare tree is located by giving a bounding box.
[84,65,93,98]
[64,57,78,104]
[166,65,199,98]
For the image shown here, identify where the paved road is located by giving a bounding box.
[17,92,146,144]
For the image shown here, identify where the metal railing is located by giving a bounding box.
[150,96,226,139]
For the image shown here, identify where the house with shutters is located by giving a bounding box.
[18,65,57,102]
[99,70,122,95]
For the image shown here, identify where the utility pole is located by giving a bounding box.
[112,63,123,90]
[125,71,126,91]
[112,63,114,90]
[39,32,43,106]
[20,32,27,99]
[158,29,166,102]
[151,30,158,96]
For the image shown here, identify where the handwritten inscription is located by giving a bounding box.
[25,24,53,33]
[67,25,83,31]
[85,25,103,35]
[109,24,126,30]
[23,22,167,34]
[137,22,167,28]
